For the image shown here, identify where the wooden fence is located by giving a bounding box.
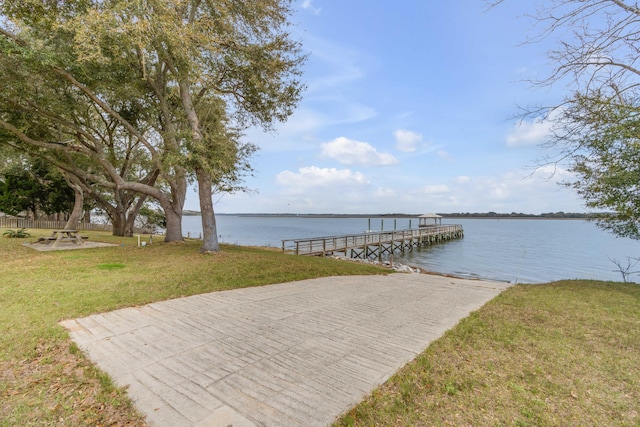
[0,218,113,231]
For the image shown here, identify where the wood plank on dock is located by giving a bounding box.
[281,225,463,258]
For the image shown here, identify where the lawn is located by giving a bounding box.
[334,280,640,426]
[0,229,387,426]
[2,228,639,426]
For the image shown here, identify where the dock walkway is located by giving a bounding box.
[282,224,463,258]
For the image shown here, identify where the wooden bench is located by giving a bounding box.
[38,235,89,242]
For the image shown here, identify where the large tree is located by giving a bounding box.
[0,8,186,240]
[0,0,305,251]
[496,0,640,239]
[0,100,159,236]
[558,92,640,238]
[0,155,76,219]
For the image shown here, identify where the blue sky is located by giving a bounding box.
[186,0,585,214]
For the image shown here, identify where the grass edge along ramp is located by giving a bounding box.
[335,280,640,427]
[0,229,386,426]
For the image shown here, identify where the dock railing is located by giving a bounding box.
[281,224,463,257]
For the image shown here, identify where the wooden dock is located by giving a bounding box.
[281,224,463,258]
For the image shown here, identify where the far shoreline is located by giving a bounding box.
[186,212,598,220]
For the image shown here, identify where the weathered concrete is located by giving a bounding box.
[61,273,511,427]
[24,241,117,251]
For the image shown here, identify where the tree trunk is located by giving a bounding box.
[64,183,84,230]
[164,205,183,242]
[176,78,218,251]
[123,217,135,236]
[100,183,185,242]
[111,209,133,237]
[196,167,220,253]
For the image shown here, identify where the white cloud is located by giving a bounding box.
[531,164,573,181]
[437,150,453,161]
[305,36,368,91]
[320,137,398,166]
[374,187,395,197]
[338,102,377,124]
[287,102,376,133]
[506,117,552,147]
[301,0,321,14]
[272,166,373,212]
[441,166,581,213]
[277,108,326,135]
[241,34,377,154]
[506,109,565,148]
[394,129,423,152]
[243,102,378,153]
[276,166,369,189]
[422,184,450,194]
[490,183,510,199]
[201,163,584,214]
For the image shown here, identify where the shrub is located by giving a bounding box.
[3,228,31,238]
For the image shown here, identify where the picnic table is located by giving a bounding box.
[44,229,85,248]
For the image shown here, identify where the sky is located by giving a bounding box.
[185,0,585,215]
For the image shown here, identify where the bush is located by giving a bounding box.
[3,228,31,238]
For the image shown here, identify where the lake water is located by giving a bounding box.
[182,215,640,284]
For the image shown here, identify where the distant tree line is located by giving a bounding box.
[219,212,599,219]
[439,212,599,219]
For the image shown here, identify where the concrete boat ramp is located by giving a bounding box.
[61,273,511,426]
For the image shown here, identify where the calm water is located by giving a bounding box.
[183,215,640,284]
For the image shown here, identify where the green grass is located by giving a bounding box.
[334,281,640,426]
[3,228,639,426]
[0,228,387,426]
